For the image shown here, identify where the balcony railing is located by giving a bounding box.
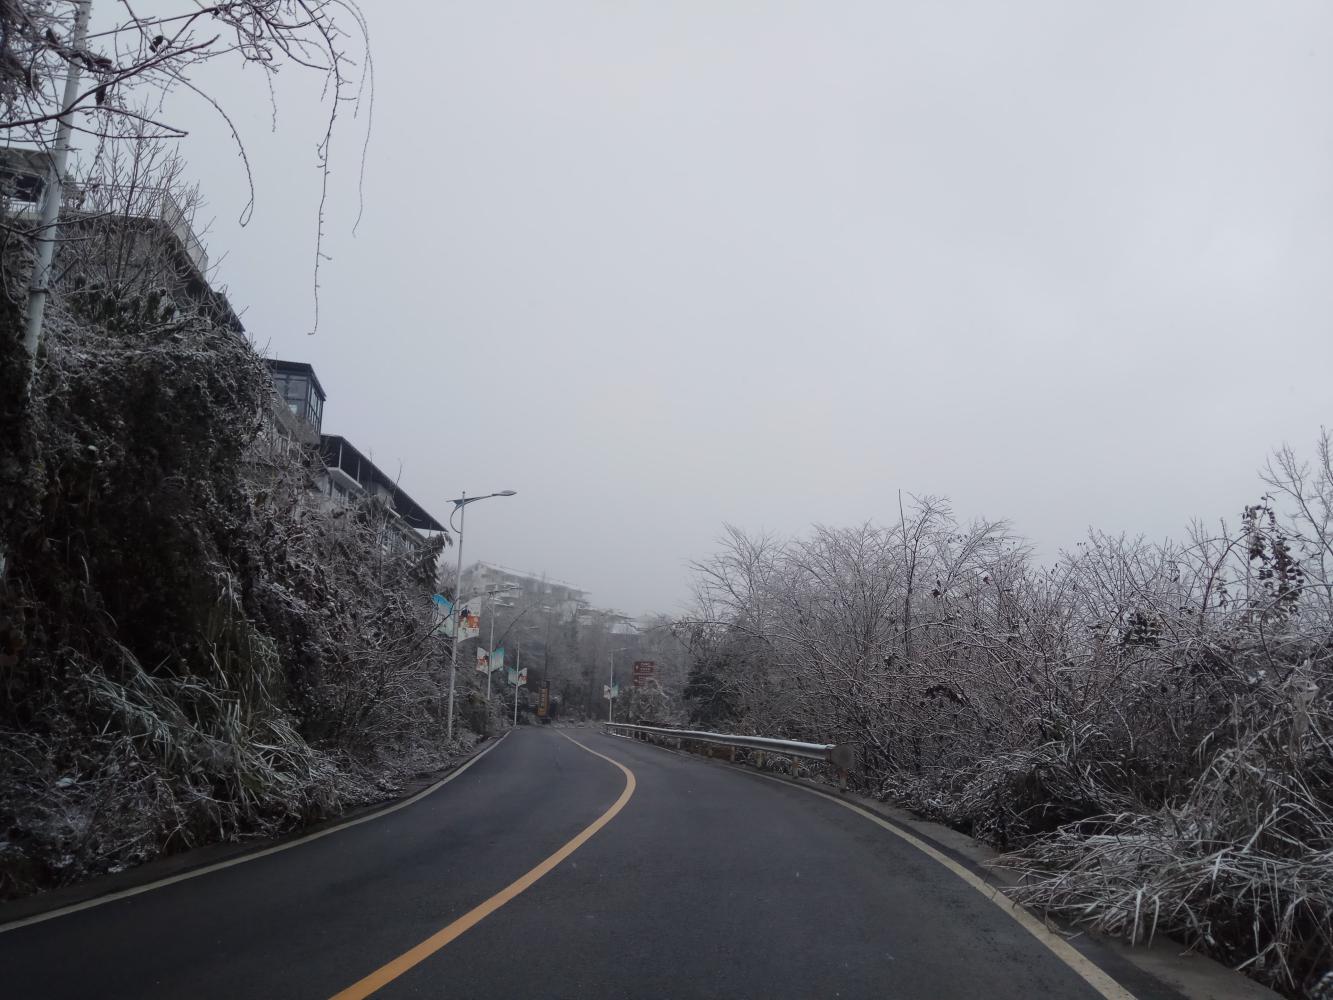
[3,177,210,277]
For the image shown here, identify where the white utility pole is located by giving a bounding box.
[608,649,615,723]
[485,589,496,703]
[23,0,93,384]
[444,493,466,743]
[441,490,515,744]
[513,641,521,727]
[2,1,91,578]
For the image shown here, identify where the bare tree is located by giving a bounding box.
[2,2,368,149]
[682,440,1333,995]
[2,0,372,340]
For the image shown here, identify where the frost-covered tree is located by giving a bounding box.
[684,462,1333,997]
[1,1,367,157]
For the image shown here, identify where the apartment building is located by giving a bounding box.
[260,360,444,551]
[461,562,591,621]
[1,146,444,554]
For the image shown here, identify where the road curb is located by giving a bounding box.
[0,732,509,932]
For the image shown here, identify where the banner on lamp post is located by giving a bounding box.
[430,595,453,637]
[458,609,481,640]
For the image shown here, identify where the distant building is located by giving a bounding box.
[575,608,639,635]
[459,564,649,634]
[462,562,591,621]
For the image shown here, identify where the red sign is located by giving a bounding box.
[632,661,656,688]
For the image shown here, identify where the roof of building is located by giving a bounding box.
[266,359,327,402]
[468,561,589,598]
[319,434,445,533]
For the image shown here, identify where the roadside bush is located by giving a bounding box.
[687,457,1333,996]
[0,204,451,898]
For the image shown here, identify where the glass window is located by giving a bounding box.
[284,375,308,398]
[0,169,43,204]
[272,371,321,424]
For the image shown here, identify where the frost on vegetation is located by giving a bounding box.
[683,479,1333,996]
[0,226,459,902]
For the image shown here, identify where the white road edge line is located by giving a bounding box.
[0,732,511,935]
[610,732,1137,1000]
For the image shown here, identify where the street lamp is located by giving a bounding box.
[444,490,517,743]
[480,584,520,704]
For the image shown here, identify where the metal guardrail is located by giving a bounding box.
[604,722,857,772]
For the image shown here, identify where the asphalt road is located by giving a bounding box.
[0,728,1184,1000]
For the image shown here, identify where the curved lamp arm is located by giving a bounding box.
[447,490,517,536]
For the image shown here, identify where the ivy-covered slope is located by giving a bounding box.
[0,243,453,900]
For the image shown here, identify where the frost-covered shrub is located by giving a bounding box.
[0,208,449,898]
[616,682,679,726]
[687,470,1333,996]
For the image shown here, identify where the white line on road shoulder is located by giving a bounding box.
[606,732,1138,1000]
[749,768,1139,1000]
[0,732,512,935]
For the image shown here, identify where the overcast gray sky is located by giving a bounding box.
[133,1,1333,615]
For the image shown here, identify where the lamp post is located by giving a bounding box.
[444,490,517,743]
[482,584,520,703]
[514,641,522,727]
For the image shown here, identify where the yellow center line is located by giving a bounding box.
[328,734,635,1000]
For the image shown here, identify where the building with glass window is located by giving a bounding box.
[461,562,591,622]
[266,360,326,446]
[255,359,444,552]
[248,360,324,470]
[319,435,445,551]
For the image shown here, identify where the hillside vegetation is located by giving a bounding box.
[0,225,458,900]
[686,468,1333,997]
